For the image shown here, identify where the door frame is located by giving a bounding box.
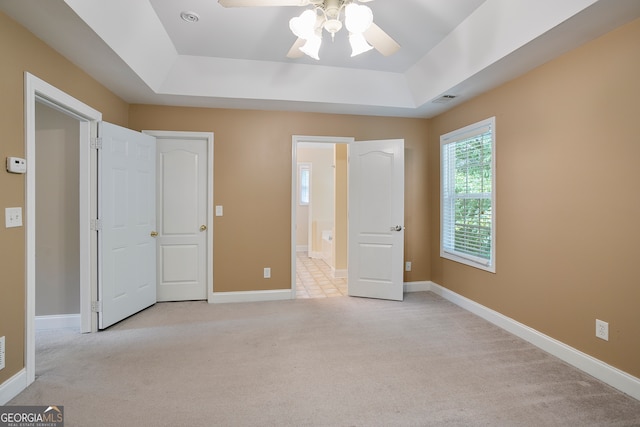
[143,130,215,302]
[291,135,354,298]
[25,72,101,385]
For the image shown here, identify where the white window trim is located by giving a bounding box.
[440,117,496,273]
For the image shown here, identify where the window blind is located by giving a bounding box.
[441,118,495,270]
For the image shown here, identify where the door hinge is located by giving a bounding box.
[91,137,103,150]
[91,301,102,313]
[91,219,102,231]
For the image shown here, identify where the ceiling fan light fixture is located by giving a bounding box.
[289,9,317,40]
[323,18,342,40]
[344,3,373,34]
[349,32,373,57]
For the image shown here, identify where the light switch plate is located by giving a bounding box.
[5,207,22,228]
[215,205,223,216]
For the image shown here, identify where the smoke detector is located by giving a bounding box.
[180,11,200,23]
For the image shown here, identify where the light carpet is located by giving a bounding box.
[9,292,640,426]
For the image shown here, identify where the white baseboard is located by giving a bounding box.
[296,245,308,252]
[0,369,27,405]
[209,289,293,304]
[35,314,80,331]
[428,281,640,401]
[308,251,322,259]
[332,268,347,278]
[404,281,431,293]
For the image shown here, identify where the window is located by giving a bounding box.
[440,117,495,272]
[299,163,311,205]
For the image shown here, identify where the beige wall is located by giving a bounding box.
[129,107,431,293]
[428,18,640,378]
[35,103,80,316]
[0,11,129,384]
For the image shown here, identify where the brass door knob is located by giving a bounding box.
[200,225,207,231]
[150,231,158,237]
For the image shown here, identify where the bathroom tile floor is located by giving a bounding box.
[295,252,347,299]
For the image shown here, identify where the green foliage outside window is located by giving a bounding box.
[452,136,492,260]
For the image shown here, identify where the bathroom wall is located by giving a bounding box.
[297,143,334,259]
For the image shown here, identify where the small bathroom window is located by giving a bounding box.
[299,163,311,206]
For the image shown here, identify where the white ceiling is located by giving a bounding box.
[2,0,640,118]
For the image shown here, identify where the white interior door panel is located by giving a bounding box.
[348,139,404,301]
[98,122,156,329]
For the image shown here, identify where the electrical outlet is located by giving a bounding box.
[263,267,271,279]
[595,319,609,341]
[405,261,412,271]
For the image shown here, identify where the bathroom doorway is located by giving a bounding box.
[293,137,350,299]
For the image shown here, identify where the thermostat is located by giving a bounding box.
[6,157,26,174]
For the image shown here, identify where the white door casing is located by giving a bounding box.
[348,139,405,301]
[24,73,101,388]
[155,136,208,301]
[98,122,157,329]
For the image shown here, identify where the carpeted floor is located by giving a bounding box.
[9,292,640,426]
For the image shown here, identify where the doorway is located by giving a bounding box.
[291,136,353,299]
[25,73,102,387]
[34,102,81,330]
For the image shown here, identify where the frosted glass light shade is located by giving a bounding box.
[289,9,317,40]
[345,3,373,34]
[349,32,373,56]
[300,33,322,60]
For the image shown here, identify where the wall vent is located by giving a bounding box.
[432,95,457,104]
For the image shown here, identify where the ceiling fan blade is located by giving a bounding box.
[363,22,400,56]
[286,38,306,58]
[218,0,311,7]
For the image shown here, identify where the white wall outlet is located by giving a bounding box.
[405,261,412,272]
[596,319,609,341]
[5,207,23,228]
[263,267,271,279]
[0,336,5,370]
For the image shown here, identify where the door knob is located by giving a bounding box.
[150,231,158,237]
[200,225,207,231]
[390,225,404,232]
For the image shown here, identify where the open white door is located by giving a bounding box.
[348,139,404,301]
[98,122,157,329]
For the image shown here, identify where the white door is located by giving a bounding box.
[348,139,404,301]
[155,136,208,301]
[98,122,156,329]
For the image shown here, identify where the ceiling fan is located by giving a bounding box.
[218,0,400,60]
